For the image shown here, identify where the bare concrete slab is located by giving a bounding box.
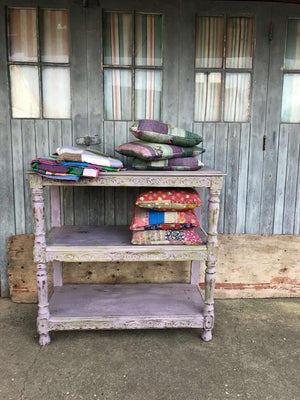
[0,298,299,400]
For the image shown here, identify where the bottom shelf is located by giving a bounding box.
[48,283,205,331]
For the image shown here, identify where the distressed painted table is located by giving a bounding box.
[29,168,225,345]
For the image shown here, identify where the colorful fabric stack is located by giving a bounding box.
[130,188,203,245]
[31,146,123,182]
[115,119,205,171]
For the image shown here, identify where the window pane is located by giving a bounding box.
[135,70,162,120]
[284,19,300,70]
[103,12,133,65]
[104,69,131,120]
[195,17,224,68]
[226,17,253,69]
[10,65,39,118]
[40,9,69,63]
[281,74,300,122]
[194,72,221,121]
[135,14,163,66]
[224,73,251,121]
[8,8,37,62]
[42,67,70,118]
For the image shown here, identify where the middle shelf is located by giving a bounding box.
[45,225,208,262]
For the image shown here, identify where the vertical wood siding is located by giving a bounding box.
[1,0,300,296]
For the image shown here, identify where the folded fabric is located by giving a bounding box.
[132,157,204,170]
[115,140,204,161]
[130,206,200,230]
[135,188,202,211]
[56,146,123,168]
[130,120,202,147]
[131,228,202,245]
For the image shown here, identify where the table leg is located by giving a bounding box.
[32,185,50,345]
[201,186,221,342]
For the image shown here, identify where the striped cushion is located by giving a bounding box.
[115,140,204,161]
[132,157,204,170]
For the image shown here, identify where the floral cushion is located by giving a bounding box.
[135,188,202,211]
[130,120,202,147]
[132,157,204,170]
[130,206,200,230]
[115,140,204,161]
[131,228,202,245]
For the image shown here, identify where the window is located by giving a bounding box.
[281,18,300,123]
[7,8,70,119]
[103,11,163,121]
[194,16,253,122]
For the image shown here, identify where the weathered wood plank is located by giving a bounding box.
[103,121,115,225]
[11,120,25,234]
[274,125,289,234]
[22,120,36,234]
[236,124,250,233]
[0,5,14,296]
[214,123,228,234]
[61,120,74,225]
[283,127,300,233]
[245,7,270,234]
[224,124,240,233]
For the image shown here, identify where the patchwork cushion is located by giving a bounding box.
[130,206,200,230]
[132,157,204,170]
[131,228,202,245]
[130,120,203,147]
[135,188,202,211]
[115,140,204,161]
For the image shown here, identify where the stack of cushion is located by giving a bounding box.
[115,119,205,171]
[130,188,203,245]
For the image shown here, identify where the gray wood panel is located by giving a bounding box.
[236,124,250,234]
[224,124,240,234]
[283,127,300,234]
[11,120,25,234]
[0,5,14,296]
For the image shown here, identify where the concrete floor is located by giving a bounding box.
[0,298,299,400]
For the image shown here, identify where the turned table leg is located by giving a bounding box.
[31,182,50,345]
[201,184,221,342]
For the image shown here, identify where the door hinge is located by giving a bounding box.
[263,135,266,151]
[269,23,274,41]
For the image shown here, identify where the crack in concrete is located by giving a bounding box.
[20,347,41,400]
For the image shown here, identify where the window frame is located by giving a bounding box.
[102,10,164,122]
[194,13,255,123]
[6,6,71,120]
[280,17,300,124]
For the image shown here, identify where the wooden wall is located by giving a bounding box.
[1,0,300,296]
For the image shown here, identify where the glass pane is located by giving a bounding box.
[10,65,39,118]
[8,8,37,62]
[103,12,133,65]
[226,17,253,69]
[41,9,69,63]
[194,72,221,121]
[195,17,224,68]
[135,14,163,66]
[42,67,70,118]
[135,70,162,120]
[284,19,300,70]
[104,69,131,120]
[281,74,300,122]
[224,73,251,121]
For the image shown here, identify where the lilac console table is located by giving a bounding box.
[29,168,225,345]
